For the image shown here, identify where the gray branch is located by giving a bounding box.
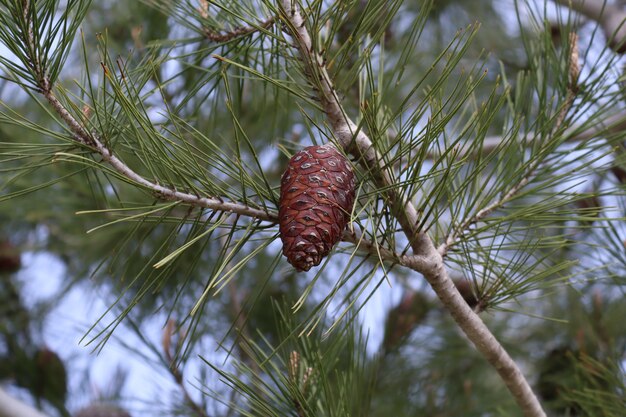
[278,1,546,416]
[42,71,404,268]
[39,79,277,223]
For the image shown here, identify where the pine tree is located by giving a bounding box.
[0,1,625,417]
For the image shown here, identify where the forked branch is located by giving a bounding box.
[278,1,546,416]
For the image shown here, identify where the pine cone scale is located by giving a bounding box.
[279,144,356,271]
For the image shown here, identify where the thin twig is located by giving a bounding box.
[196,0,275,42]
[439,32,580,256]
[20,0,277,225]
[278,2,547,416]
[203,16,276,43]
[40,79,276,221]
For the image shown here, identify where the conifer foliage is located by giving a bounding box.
[0,1,625,417]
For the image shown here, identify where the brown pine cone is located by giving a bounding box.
[279,144,356,271]
[0,241,21,273]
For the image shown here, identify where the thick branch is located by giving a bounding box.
[279,2,546,416]
[12,5,545,416]
[278,0,429,255]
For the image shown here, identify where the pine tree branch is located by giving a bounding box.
[38,78,277,221]
[454,109,626,157]
[0,388,50,417]
[439,33,580,257]
[202,16,276,43]
[19,0,399,270]
[14,0,404,270]
[554,0,626,52]
[40,75,401,263]
[38,76,405,266]
[278,2,546,416]
[39,78,406,266]
[16,0,275,224]
[38,62,403,269]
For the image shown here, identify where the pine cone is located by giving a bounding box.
[454,279,480,309]
[279,144,356,271]
[0,241,21,273]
